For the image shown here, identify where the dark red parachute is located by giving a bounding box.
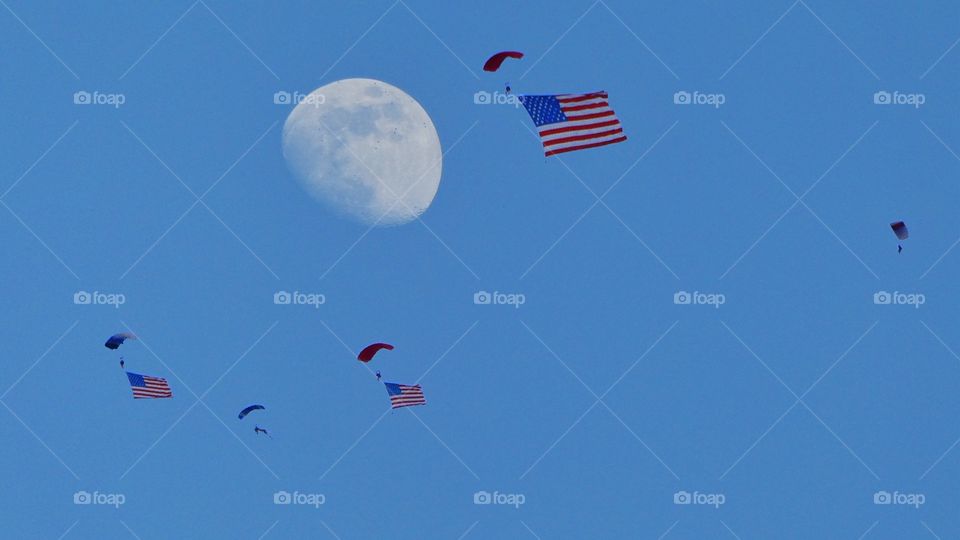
[483,51,523,72]
[358,343,394,362]
[890,221,908,240]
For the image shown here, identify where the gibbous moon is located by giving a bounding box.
[282,78,442,226]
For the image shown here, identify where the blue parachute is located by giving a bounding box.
[238,404,265,420]
[105,332,136,350]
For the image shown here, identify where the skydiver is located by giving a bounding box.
[119,357,125,369]
[375,370,382,381]
[254,425,272,439]
[898,244,903,254]
[505,82,511,95]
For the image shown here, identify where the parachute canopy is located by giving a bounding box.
[105,332,136,350]
[238,404,265,420]
[358,342,394,362]
[483,51,523,72]
[891,221,909,240]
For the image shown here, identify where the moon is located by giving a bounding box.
[281,78,442,226]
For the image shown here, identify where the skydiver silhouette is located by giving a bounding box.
[375,370,381,381]
[119,357,125,369]
[898,244,903,254]
[254,425,272,439]
[505,83,512,95]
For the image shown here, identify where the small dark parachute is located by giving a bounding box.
[891,221,909,240]
[358,343,394,362]
[238,404,265,420]
[105,333,136,350]
[483,51,523,72]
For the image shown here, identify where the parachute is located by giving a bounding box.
[358,342,394,362]
[238,404,265,420]
[105,332,136,350]
[891,221,908,240]
[483,51,523,72]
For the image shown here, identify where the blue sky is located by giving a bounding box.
[2,0,960,538]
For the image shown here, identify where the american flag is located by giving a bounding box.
[384,382,425,409]
[519,91,626,156]
[126,372,172,399]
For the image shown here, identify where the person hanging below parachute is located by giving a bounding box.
[119,356,125,369]
[891,221,908,253]
[105,332,137,350]
[254,425,272,439]
[376,370,382,382]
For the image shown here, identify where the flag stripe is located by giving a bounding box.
[539,118,621,137]
[543,127,624,147]
[545,136,628,157]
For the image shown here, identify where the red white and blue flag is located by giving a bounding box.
[384,382,425,409]
[519,91,626,156]
[126,372,173,399]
